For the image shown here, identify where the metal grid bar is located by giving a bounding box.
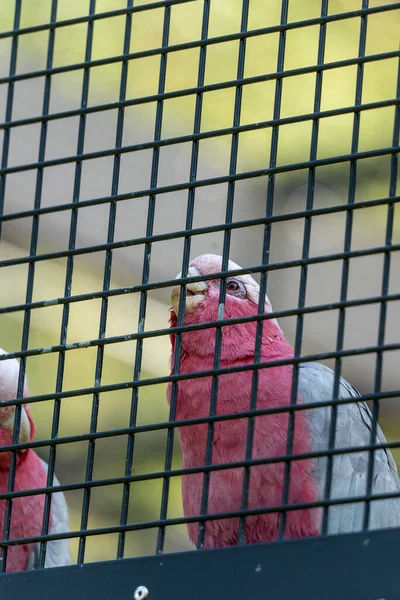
[322,0,370,536]
[1,95,397,139]
[1,285,400,335]
[280,0,329,540]
[0,2,398,42]
[363,54,400,529]
[1,299,400,366]
[156,0,212,556]
[197,0,250,549]
[0,0,399,585]
[0,0,196,41]
[2,343,400,417]
[116,0,140,561]
[0,197,399,273]
[0,51,399,140]
[246,0,289,544]
[3,427,400,503]
[4,485,400,550]
[146,1,172,556]
[0,0,20,240]
[0,115,398,181]
[67,0,97,567]
[0,146,398,223]
[0,0,23,573]
[1,0,59,574]
[37,0,69,569]
[0,7,398,85]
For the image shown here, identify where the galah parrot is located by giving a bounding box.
[167,253,400,549]
[0,349,71,572]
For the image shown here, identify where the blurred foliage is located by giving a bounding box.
[0,0,399,565]
[0,0,397,167]
[1,0,398,228]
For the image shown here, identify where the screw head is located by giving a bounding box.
[134,585,149,600]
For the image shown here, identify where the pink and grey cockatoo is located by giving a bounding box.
[167,254,400,549]
[0,349,71,572]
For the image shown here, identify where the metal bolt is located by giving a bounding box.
[134,586,149,600]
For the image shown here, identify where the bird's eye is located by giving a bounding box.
[226,280,239,292]
[225,278,246,298]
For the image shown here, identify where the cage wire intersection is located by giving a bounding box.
[0,0,400,597]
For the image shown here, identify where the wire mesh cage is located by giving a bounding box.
[0,0,399,598]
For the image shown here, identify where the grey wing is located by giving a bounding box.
[27,458,71,570]
[298,361,400,534]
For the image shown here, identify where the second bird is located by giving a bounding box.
[0,349,71,572]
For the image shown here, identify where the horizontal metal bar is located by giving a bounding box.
[0,0,196,39]
[1,416,400,497]
[0,291,399,367]
[0,343,399,408]
[3,487,400,548]
[2,528,400,600]
[0,0,192,39]
[0,388,399,454]
[0,148,398,244]
[1,214,399,272]
[8,390,400,451]
[0,250,398,322]
[0,2,397,44]
[0,47,397,96]
[0,240,397,321]
[1,162,398,226]
[1,388,399,456]
[8,196,400,273]
[1,90,397,140]
[1,98,398,177]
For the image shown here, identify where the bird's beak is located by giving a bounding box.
[0,405,31,450]
[171,266,208,315]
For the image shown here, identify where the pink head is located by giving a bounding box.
[170,254,284,360]
[0,349,34,468]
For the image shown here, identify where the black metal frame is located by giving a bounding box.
[0,0,399,594]
[3,528,400,600]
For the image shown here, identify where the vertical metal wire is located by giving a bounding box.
[321,0,369,535]
[363,55,400,530]
[0,0,23,569]
[103,0,136,561]
[76,0,134,562]
[115,0,146,561]
[156,0,211,555]
[0,0,57,572]
[156,254,194,551]
[141,3,174,556]
[277,0,329,540]
[0,0,21,241]
[38,0,97,568]
[196,0,249,549]
[123,4,171,555]
[238,0,290,545]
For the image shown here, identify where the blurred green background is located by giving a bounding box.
[0,0,399,564]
